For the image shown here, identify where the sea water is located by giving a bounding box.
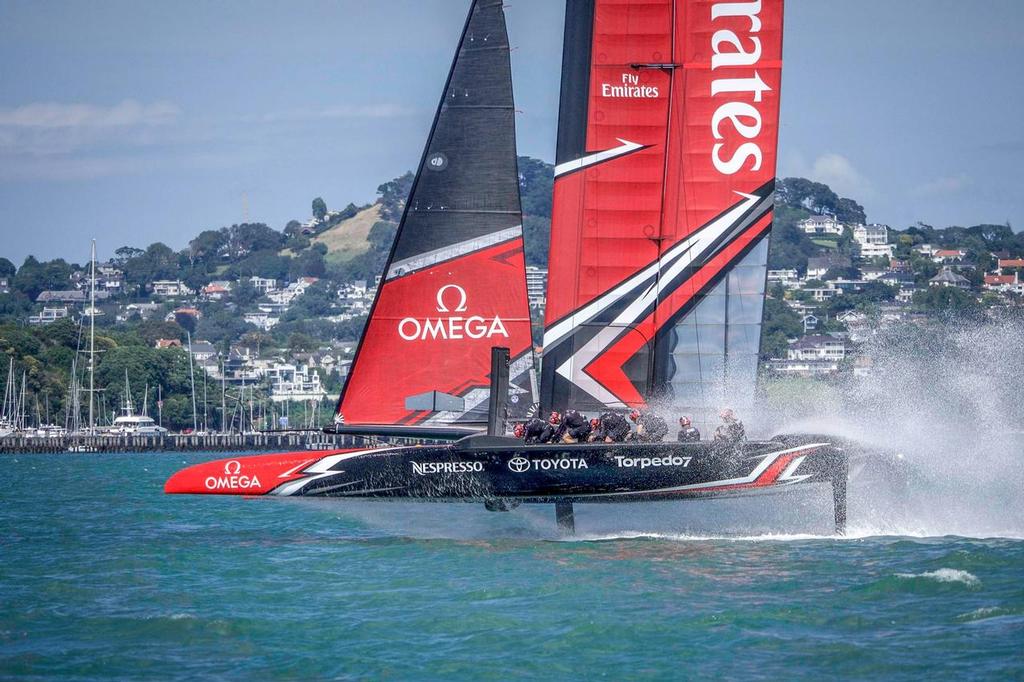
[3,319,1023,679]
[0,452,1021,680]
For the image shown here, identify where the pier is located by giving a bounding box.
[0,431,428,454]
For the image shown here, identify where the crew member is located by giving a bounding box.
[713,408,745,443]
[593,412,630,443]
[626,410,669,443]
[557,409,592,443]
[677,416,701,443]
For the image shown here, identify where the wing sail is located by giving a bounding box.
[541,0,784,425]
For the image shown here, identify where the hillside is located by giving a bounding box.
[313,203,382,265]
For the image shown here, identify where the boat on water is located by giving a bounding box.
[167,0,856,533]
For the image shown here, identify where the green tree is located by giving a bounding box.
[377,172,415,221]
[312,197,327,221]
[0,257,16,279]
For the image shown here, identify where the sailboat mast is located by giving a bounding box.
[186,332,198,432]
[88,239,96,432]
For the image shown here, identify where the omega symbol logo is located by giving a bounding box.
[508,456,530,473]
[224,460,242,475]
[436,284,468,313]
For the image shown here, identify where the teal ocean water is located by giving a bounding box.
[1,452,1021,680]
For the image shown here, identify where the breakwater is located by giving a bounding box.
[0,431,427,454]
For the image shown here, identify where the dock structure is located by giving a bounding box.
[0,431,428,454]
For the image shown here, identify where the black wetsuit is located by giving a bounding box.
[556,410,592,442]
[622,411,671,444]
[714,420,746,443]
[636,414,669,442]
[595,412,630,442]
[677,425,701,442]
[522,417,554,444]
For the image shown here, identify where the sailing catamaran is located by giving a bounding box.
[166,0,853,533]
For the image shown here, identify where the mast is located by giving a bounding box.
[88,239,96,432]
[186,332,198,432]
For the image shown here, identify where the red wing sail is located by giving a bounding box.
[335,0,535,428]
[541,0,783,425]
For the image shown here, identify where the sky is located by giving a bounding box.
[1,0,1022,265]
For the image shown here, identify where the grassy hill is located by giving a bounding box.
[312,203,383,265]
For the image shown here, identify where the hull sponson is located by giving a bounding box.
[541,0,784,418]
[336,0,536,427]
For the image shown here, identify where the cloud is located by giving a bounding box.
[0,100,179,129]
[912,173,972,197]
[807,153,874,200]
[0,100,188,180]
[781,151,875,200]
[249,103,415,124]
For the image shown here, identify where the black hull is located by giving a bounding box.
[294,435,844,503]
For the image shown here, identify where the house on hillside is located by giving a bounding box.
[807,255,852,279]
[767,269,801,289]
[984,273,1024,295]
[36,290,87,304]
[997,258,1024,273]
[767,358,840,376]
[0,277,8,294]
[852,223,893,259]
[201,281,232,301]
[154,338,182,349]
[118,302,161,321]
[799,216,844,236]
[166,307,202,322]
[929,267,970,289]
[526,266,548,311]
[151,280,194,298]
[932,249,966,264]
[189,340,218,363]
[28,306,69,326]
[787,335,846,362]
[266,363,327,403]
[250,276,277,293]
[244,311,279,330]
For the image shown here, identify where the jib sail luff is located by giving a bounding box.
[335,0,535,428]
[540,0,784,426]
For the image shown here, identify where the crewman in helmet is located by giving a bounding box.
[677,415,701,442]
[557,409,592,443]
[516,415,554,444]
[626,410,669,443]
[713,408,745,443]
[589,412,631,443]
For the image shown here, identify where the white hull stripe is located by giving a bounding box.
[554,139,645,177]
[269,448,399,496]
[572,444,828,498]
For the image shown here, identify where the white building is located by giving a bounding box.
[526,266,547,310]
[28,306,69,325]
[767,359,840,376]
[243,311,280,330]
[767,269,801,289]
[267,363,327,403]
[852,223,894,259]
[787,335,846,362]
[250,276,277,293]
[151,280,194,298]
[799,216,844,236]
